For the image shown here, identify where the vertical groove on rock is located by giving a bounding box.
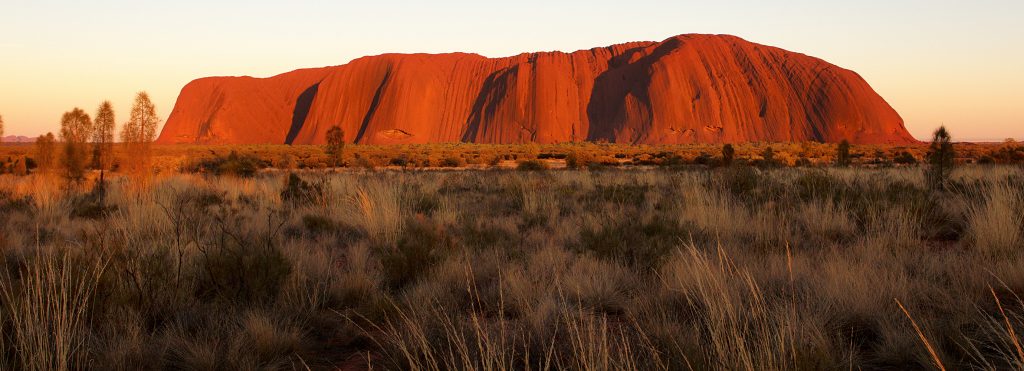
[354,67,392,143]
[285,83,320,145]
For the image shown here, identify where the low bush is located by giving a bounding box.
[438,156,465,168]
[188,151,265,177]
[516,159,548,171]
[377,217,453,289]
[280,173,322,206]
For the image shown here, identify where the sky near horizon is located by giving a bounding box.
[1,0,1022,141]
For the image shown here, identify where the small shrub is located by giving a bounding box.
[719,166,761,199]
[722,144,736,166]
[325,125,345,167]
[516,159,548,171]
[659,153,685,168]
[836,140,851,167]
[586,184,649,206]
[893,151,918,165]
[408,192,441,216]
[280,173,321,206]
[189,151,265,177]
[301,214,338,236]
[389,155,409,167]
[70,181,116,219]
[694,152,713,166]
[355,156,377,169]
[793,170,845,202]
[0,191,34,215]
[575,214,683,268]
[276,154,297,170]
[487,154,502,167]
[566,150,593,169]
[378,217,453,289]
[11,157,28,176]
[756,147,778,168]
[926,126,955,190]
[219,151,263,177]
[439,156,465,168]
[196,240,292,304]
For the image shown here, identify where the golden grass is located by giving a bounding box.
[0,164,1022,369]
[965,183,1024,256]
[896,299,946,371]
[0,253,106,371]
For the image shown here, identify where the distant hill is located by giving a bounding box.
[158,34,915,145]
[1,135,37,143]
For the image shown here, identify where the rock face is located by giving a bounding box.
[157,34,915,145]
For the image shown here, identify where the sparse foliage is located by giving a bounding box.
[759,146,776,167]
[34,132,57,173]
[92,101,116,171]
[11,157,28,176]
[837,139,851,167]
[59,108,92,182]
[325,125,345,167]
[927,126,955,190]
[121,92,160,176]
[722,143,735,166]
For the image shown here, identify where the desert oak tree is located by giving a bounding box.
[120,92,160,174]
[326,125,345,167]
[35,132,57,173]
[92,101,116,171]
[60,108,93,181]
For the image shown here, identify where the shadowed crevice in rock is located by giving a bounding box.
[586,45,659,143]
[285,83,319,145]
[355,69,392,144]
[463,67,516,143]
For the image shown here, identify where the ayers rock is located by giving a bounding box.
[157,34,915,145]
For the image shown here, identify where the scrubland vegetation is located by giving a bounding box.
[0,158,1023,369]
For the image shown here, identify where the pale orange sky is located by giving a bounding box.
[1,0,1022,141]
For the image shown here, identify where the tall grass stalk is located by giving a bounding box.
[0,253,106,371]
